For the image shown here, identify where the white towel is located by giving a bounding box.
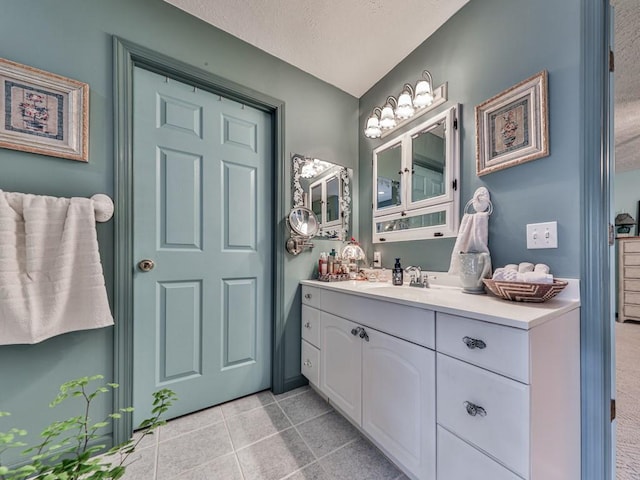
[0,190,114,345]
[448,211,491,274]
[492,268,553,284]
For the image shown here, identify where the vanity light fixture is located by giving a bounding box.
[364,69,448,139]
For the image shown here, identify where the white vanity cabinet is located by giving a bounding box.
[300,281,580,480]
[302,285,436,480]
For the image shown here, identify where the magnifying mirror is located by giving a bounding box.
[286,207,319,255]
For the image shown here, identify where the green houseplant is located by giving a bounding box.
[0,375,177,480]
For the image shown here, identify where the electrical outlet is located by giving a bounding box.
[373,251,382,267]
[526,221,558,249]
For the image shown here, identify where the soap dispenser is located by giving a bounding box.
[392,258,403,286]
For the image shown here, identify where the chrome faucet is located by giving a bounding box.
[405,266,428,288]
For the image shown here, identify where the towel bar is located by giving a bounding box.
[91,193,114,222]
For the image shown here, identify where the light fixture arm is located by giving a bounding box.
[401,83,415,96]
[421,70,433,85]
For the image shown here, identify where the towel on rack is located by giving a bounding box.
[448,211,491,274]
[0,190,113,345]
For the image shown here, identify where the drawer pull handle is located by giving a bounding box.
[464,401,487,417]
[304,321,311,329]
[304,293,312,299]
[462,336,486,350]
[351,327,369,342]
[304,359,312,368]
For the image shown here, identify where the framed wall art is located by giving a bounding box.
[476,70,548,176]
[0,57,88,162]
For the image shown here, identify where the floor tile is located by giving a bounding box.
[159,405,223,440]
[279,390,333,425]
[274,385,310,401]
[297,411,360,457]
[221,390,275,418]
[179,453,244,480]
[237,428,315,480]
[226,402,292,449]
[119,445,156,480]
[285,461,331,480]
[156,423,233,479]
[129,428,158,450]
[320,437,401,480]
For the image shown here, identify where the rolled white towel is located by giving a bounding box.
[521,271,553,284]
[534,263,550,274]
[518,262,535,273]
[492,269,553,284]
[504,264,518,271]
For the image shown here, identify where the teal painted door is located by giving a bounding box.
[132,67,272,424]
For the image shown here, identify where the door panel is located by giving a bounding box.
[132,67,272,424]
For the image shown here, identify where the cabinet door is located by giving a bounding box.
[362,329,436,480]
[320,313,362,423]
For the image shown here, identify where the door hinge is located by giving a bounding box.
[609,223,615,246]
[611,399,616,421]
[609,49,615,72]
[452,179,458,191]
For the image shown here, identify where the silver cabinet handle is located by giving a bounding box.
[462,336,486,350]
[303,359,312,367]
[463,401,487,417]
[304,321,311,329]
[304,293,312,299]
[359,328,369,342]
[351,327,369,342]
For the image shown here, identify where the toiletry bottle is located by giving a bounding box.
[319,252,328,276]
[328,251,335,274]
[392,258,403,286]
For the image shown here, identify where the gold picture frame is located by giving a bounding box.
[0,57,89,162]
[476,70,548,176]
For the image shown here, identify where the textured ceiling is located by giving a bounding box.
[166,0,638,171]
[612,0,640,172]
[164,0,470,98]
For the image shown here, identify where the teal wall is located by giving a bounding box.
[0,0,358,462]
[614,169,640,234]
[359,0,581,277]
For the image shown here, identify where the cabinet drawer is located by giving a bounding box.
[624,266,640,279]
[436,313,529,383]
[624,304,640,319]
[301,340,320,387]
[437,426,521,480]
[301,305,321,347]
[624,240,640,253]
[625,254,640,266]
[302,286,321,309]
[321,290,435,348]
[624,292,640,306]
[437,353,530,478]
[625,279,640,292]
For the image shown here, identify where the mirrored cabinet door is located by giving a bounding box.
[410,120,446,206]
[374,142,403,214]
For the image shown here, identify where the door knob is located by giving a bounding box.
[137,259,155,272]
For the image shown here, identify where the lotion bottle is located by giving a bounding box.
[392,258,403,286]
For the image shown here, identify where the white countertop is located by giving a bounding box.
[300,277,580,330]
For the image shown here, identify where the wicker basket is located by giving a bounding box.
[482,279,568,303]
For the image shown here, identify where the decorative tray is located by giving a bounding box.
[482,279,568,303]
[317,273,350,282]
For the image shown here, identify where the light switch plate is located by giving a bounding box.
[526,221,558,249]
[373,251,382,267]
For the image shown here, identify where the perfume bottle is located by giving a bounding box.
[392,258,403,286]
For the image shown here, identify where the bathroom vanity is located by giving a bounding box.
[299,279,580,480]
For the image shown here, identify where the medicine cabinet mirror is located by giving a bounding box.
[372,104,460,243]
[292,154,352,241]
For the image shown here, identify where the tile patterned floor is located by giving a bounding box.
[121,386,409,480]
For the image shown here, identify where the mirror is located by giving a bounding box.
[292,154,352,241]
[372,105,460,243]
[289,207,319,237]
[286,206,320,256]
